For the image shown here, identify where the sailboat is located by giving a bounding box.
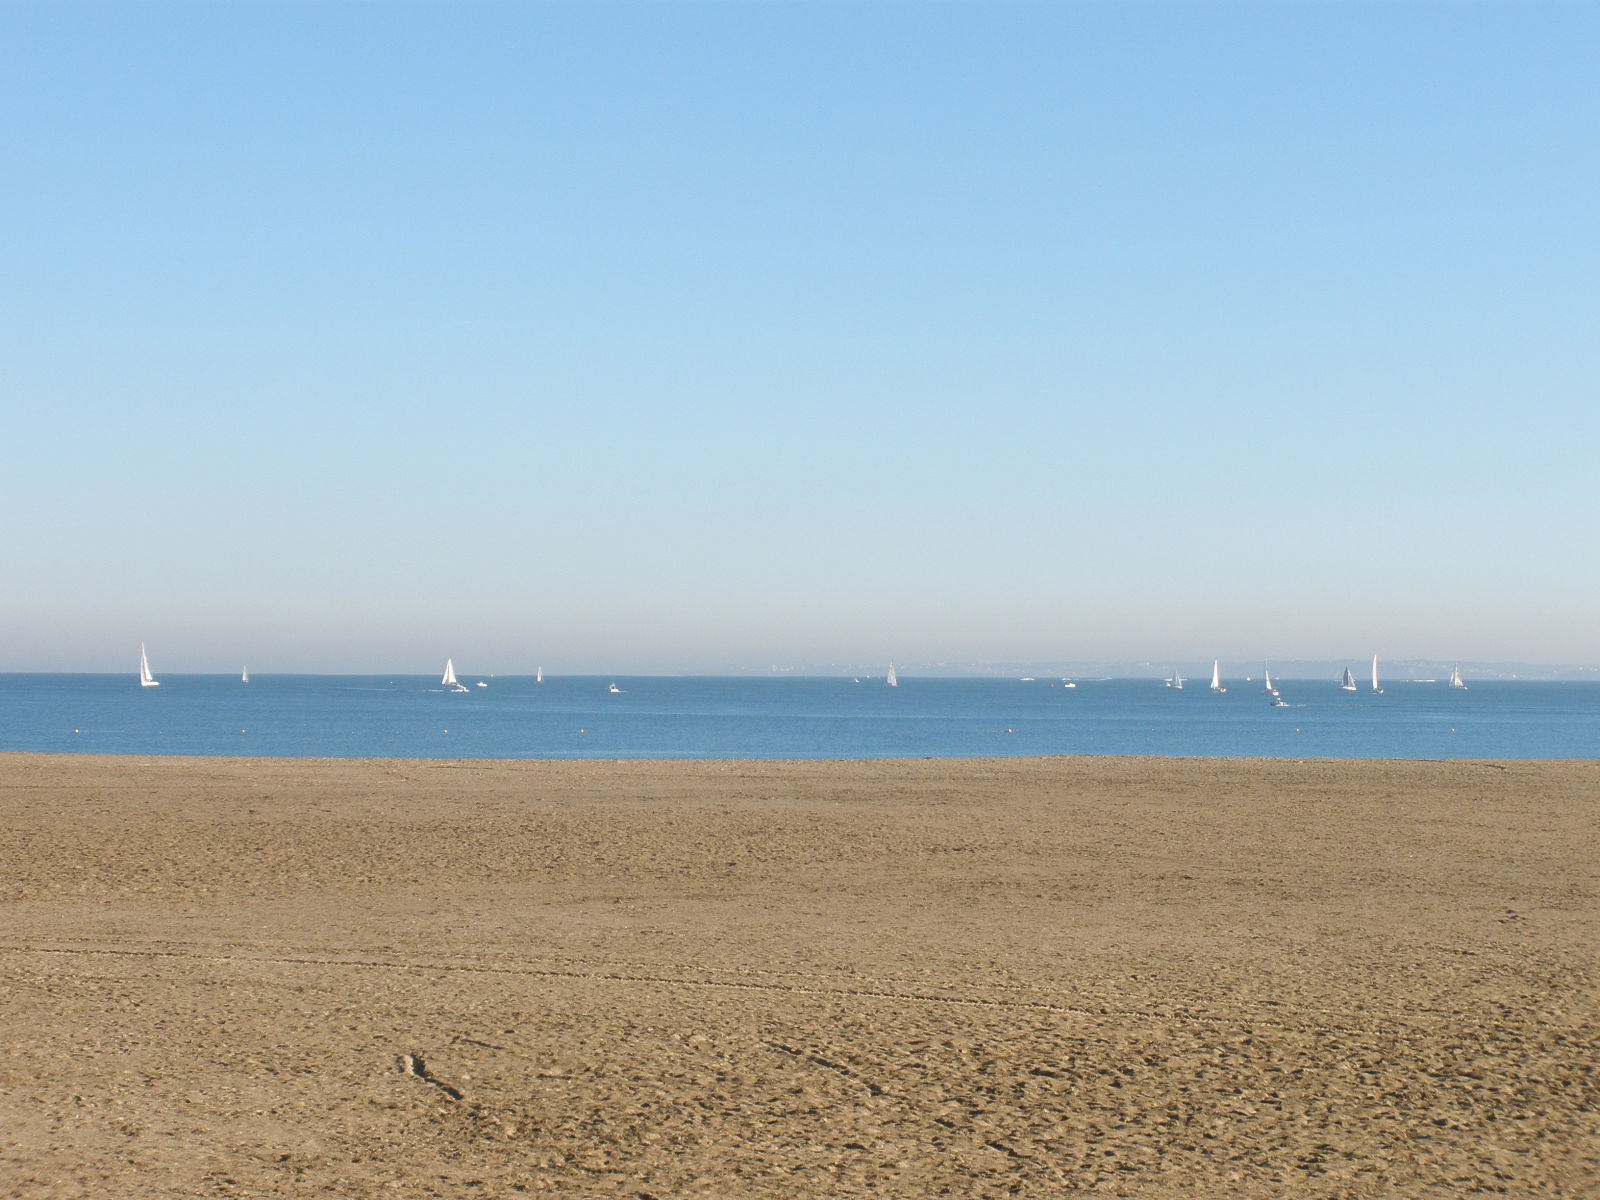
[242,666,249,684]
[1209,661,1226,693]
[441,659,469,692]
[1449,663,1468,690]
[1165,671,1185,689]
[1370,654,1384,694]
[608,682,621,694]
[1262,666,1279,697]
[886,662,898,688]
[536,666,544,684]
[1338,666,1356,691]
[138,644,159,688]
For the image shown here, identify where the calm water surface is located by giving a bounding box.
[2,674,1597,760]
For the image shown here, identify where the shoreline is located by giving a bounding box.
[4,752,1596,1196]
[6,749,1600,765]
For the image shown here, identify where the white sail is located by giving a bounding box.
[886,662,898,688]
[1210,660,1226,693]
[1339,666,1356,691]
[242,666,249,684]
[1371,654,1383,694]
[1449,663,1467,690]
[536,666,543,684]
[139,644,159,688]
[442,659,467,691]
[1263,666,1278,697]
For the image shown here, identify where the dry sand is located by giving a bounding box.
[1,752,1596,1198]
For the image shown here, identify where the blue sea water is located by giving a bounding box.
[1,674,1597,760]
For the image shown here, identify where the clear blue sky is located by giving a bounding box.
[4,1,1596,673]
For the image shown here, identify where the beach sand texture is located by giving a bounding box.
[2,753,1597,1198]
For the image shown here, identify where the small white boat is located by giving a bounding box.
[241,666,249,684]
[1209,660,1226,693]
[1270,693,1289,708]
[139,644,159,688]
[441,659,469,692]
[608,682,621,694]
[1448,663,1467,690]
[1338,666,1356,692]
[1062,679,1077,689]
[1263,666,1279,697]
[1371,654,1384,695]
[476,681,488,688]
[1165,671,1185,689]
[535,666,544,684]
[886,662,898,688]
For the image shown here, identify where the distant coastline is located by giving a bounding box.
[4,664,1600,681]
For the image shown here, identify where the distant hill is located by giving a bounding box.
[786,661,1600,682]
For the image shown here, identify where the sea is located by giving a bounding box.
[1,674,1596,761]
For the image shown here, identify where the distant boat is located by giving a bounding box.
[1263,666,1279,697]
[242,666,249,684]
[441,659,469,693]
[608,682,621,694]
[1338,666,1356,692]
[1165,671,1185,689]
[1371,654,1384,694]
[1270,693,1289,708]
[1062,679,1077,689]
[1210,661,1226,693]
[476,681,488,688]
[886,662,898,688]
[1448,663,1468,690]
[536,666,544,684]
[138,644,159,689]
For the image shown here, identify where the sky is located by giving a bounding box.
[3,1,1597,674]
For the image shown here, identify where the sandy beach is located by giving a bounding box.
[2,752,1596,1198]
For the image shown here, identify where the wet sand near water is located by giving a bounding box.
[2,752,1597,1197]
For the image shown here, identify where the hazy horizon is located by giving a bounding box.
[6,3,1596,672]
[9,652,1598,682]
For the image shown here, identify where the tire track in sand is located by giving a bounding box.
[2,940,1467,1040]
